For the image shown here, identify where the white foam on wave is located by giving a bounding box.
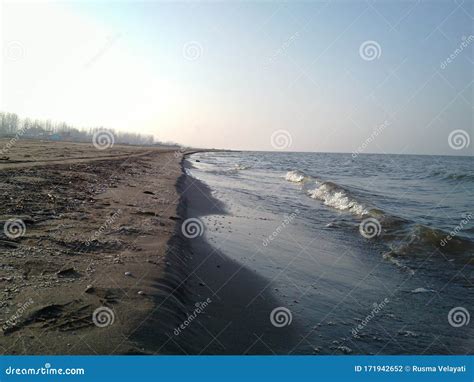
[410,287,435,294]
[285,170,307,183]
[306,182,369,216]
[234,164,251,170]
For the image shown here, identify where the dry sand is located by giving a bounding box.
[0,139,183,354]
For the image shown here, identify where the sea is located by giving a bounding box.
[184,151,473,354]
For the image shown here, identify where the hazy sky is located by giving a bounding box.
[1,0,473,155]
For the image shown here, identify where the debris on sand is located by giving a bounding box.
[0,140,181,353]
[57,268,81,279]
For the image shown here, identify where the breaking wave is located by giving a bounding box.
[306,182,369,216]
[386,224,474,258]
[234,164,251,171]
[285,170,308,183]
[285,171,369,216]
[284,169,474,266]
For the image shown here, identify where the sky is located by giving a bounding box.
[1,0,473,155]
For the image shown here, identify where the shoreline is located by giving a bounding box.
[157,154,302,354]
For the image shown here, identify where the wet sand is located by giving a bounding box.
[0,139,182,354]
[148,171,302,354]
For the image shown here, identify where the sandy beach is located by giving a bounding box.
[1,140,472,356]
[0,139,183,354]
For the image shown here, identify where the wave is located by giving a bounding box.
[430,170,474,182]
[285,170,370,216]
[307,182,369,216]
[376,221,474,273]
[284,170,474,268]
[285,170,308,183]
[234,164,251,171]
[386,224,474,256]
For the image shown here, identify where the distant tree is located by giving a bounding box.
[0,110,167,147]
